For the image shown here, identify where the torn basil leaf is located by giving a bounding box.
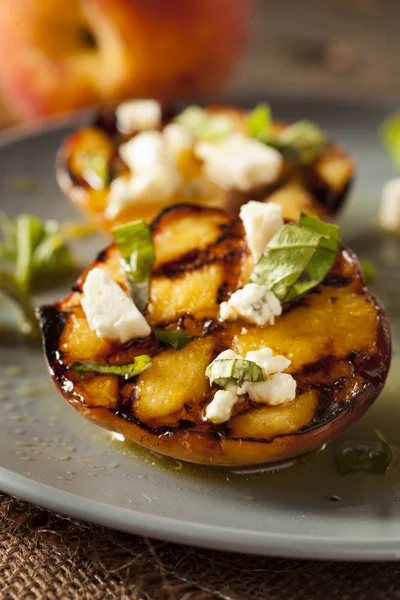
[251,214,340,302]
[248,104,272,139]
[80,151,109,190]
[155,329,193,350]
[258,118,327,164]
[286,214,340,300]
[380,111,400,169]
[206,358,265,388]
[0,213,75,291]
[69,355,151,380]
[336,431,393,475]
[0,213,76,338]
[113,220,155,313]
[275,120,327,164]
[250,224,323,301]
[0,267,39,336]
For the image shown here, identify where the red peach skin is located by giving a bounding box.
[0,0,251,121]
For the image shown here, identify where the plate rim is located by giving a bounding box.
[2,467,400,561]
[1,101,400,562]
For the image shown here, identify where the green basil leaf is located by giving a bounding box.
[0,267,39,337]
[32,220,75,277]
[0,213,76,338]
[174,106,236,141]
[380,111,400,169]
[248,103,272,139]
[335,430,392,475]
[155,329,193,349]
[251,215,340,303]
[206,358,265,388]
[69,355,151,380]
[286,213,340,299]
[80,151,109,190]
[276,120,327,164]
[251,224,323,300]
[299,213,340,251]
[360,259,377,283]
[113,220,155,313]
[14,215,45,292]
[1,214,75,289]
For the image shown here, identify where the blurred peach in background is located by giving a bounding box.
[0,0,251,122]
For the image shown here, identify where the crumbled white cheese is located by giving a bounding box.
[246,348,290,377]
[116,99,161,134]
[129,165,181,204]
[105,176,134,219]
[205,389,238,424]
[239,200,284,261]
[106,166,182,218]
[163,123,194,157]
[247,373,297,406]
[219,283,282,326]
[244,349,295,406]
[107,129,183,217]
[204,346,296,421]
[81,267,151,344]
[379,178,400,232]
[119,130,174,173]
[195,132,283,192]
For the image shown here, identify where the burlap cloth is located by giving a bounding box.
[1,494,400,600]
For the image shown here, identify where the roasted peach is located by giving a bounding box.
[56,105,355,232]
[38,205,390,466]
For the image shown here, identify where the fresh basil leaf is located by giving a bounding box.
[206,358,265,388]
[380,111,400,169]
[299,213,340,252]
[80,151,109,190]
[0,267,39,336]
[113,220,155,313]
[287,213,340,299]
[251,224,323,300]
[248,104,272,139]
[69,355,151,380]
[276,120,327,164]
[14,215,46,292]
[360,259,376,283]
[113,221,154,282]
[155,329,193,350]
[251,215,340,303]
[0,213,76,338]
[1,214,75,289]
[174,106,236,141]
[336,430,392,475]
[32,220,75,277]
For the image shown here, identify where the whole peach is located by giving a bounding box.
[0,0,251,121]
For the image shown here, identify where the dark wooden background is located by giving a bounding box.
[232,0,400,101]
[0,0,398,128]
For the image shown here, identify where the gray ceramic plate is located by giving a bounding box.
[1,99,400,561]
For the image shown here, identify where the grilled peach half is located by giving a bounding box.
[38,205,390,466]
[56,105,355,232]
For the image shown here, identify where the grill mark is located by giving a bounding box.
[38,200,390,450]
[153,246,246,278]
